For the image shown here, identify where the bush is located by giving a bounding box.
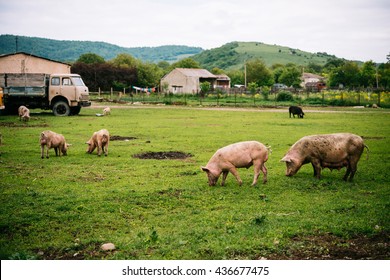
[276,91,294,101]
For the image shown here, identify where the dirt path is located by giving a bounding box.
[89,103,389,114]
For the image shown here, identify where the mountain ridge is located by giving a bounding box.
[0,34,353,70]
[0,34,203,63]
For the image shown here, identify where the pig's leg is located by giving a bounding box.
[311,159,322,179]
[41,145,44,159]
[348,160,359,181]
[261,163,268,184]
[104,143,108,156]
[54,147,58,156]
[97,141,102,156]
[344,159,357,181]
[252,161,261,186]
[229,167,242,186]
[221,171,229,186]
[58,144,62,157]
[253,161,268,185]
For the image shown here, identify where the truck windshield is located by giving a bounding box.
[71,77,86,86]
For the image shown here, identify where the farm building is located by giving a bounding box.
[161,68,231,94]
[301,72,326,88]
[0,52,71,74]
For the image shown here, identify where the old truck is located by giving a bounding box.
[0,73,91,116]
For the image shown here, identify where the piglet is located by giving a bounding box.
[40,130,70,159]
[18,105,30,122]
[86,129,110,156]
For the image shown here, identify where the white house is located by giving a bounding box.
[161,68,230,94]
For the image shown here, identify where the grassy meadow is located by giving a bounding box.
[0,105,389,259]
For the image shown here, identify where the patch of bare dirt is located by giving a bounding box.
[361,136,385,140]
[133,151,193,160]
[0,122,49,127]
[35,242,114,260]
[264,231,389,260]
[110,135,137,141]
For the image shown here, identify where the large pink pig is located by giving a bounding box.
[281,133,368,181]
[201,141,269,186]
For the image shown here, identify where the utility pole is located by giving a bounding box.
[15,36,18,53]
[244,62,247,88]
[376,66,379,89]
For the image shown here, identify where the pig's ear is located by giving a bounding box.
[201,166,209,173]
[280,155,292,163]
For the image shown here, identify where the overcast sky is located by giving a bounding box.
[0,0,389,62]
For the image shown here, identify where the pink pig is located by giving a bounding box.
[201,141,270,186]
[281,133,369,181]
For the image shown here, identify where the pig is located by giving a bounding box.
[86,129,110,156]
[40,130,70,159]
[201,141,270,186]
[18,105,30,122]
[281,133,368,181]
[289,106,304,118]
[103,107,111,115]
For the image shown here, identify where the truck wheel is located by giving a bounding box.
[53,101,70,116]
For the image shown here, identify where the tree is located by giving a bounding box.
[211,67,225,75]
[272,65,285,84]
[328,61,360,88]
[306,62,323,74]
[76,53,105,64]
[226,69,244,87]
[72,62,137,91]
[247,82,258,94]
[170,58,200,70]
[246,59,274,87]
[137,62,164,88]
[279,64,301,88]
[378,62,390,89]
[110,53,139,68]
[360,60,376,88]
[199,81,211,96]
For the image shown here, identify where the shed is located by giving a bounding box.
[215,74,231,89]
[161,68,229,94]
[301,72,325,88]
[0,52,71,74]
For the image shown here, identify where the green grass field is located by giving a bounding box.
[0,105,389,259]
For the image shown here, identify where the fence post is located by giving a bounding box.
[110,88,113,100]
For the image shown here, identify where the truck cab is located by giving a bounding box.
[49,74,91,116]
[0,73,91,116]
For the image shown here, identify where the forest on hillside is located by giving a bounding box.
[0,34,203,63]
[1,35,389,93]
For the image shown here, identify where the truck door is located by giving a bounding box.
[61,77,76,100]
[49,76,76,101]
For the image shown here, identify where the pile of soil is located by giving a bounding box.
[264,231,389,260]
[110,135,137,141]
[133,151,193,160]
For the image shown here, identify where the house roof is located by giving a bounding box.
[215,74,230,81]
[0,52,71,66]
[175,68,216,78]
[302,72,324,80]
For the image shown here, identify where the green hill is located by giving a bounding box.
[0,34,203,63]
[1,35,344,70]
[192,41,338,70]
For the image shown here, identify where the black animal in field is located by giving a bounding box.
[289,106,305,118]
